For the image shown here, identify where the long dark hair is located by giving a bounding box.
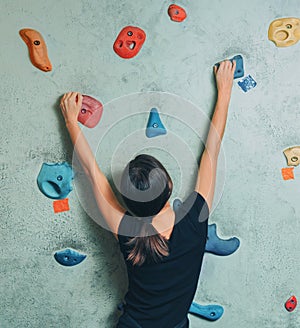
[120,154,173,266]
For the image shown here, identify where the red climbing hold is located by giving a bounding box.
[113,26,146,59]
[168,4,187,22]
[285,296,297,312]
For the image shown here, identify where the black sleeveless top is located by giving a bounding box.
[118,191,209,328]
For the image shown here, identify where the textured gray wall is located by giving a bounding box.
[1,0,300,327]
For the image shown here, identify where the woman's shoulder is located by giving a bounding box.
[174,191,209,227]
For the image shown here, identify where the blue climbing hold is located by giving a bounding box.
[146,108,167,138]
[238,74,257,92]
[189,302,224,321]
[172,198,183,212]
[232,54,244,79]
[215,54,244,79]
[37,162,74,199]
[206,223,240,256]
[173,198,240,256]
[54,248,87,267]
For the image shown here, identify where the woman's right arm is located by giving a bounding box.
[195,60,235,210]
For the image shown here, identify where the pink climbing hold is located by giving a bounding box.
[78,95,103,128]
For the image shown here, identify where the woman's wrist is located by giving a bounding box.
[65,120,79,129]
[217,92,231,105]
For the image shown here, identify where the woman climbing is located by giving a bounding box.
[60,59,236,328]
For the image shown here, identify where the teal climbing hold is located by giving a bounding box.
[173,198,183,212]
[215,54,244,79]
[146,108,167,138]
[54,248,87,267]
[206,223,240,256]
[173,198,240,256]
[189,302,224,321]
[37,162,74,199]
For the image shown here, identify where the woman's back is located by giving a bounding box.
[118,191,209,328]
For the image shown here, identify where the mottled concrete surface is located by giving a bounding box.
[1,0,300,327]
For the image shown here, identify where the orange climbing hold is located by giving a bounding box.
[281,167,294,180]
[168,4,187,22]
[53,199,70,213]
[19,28,52,72]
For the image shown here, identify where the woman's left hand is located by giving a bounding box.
[60,92,83,126]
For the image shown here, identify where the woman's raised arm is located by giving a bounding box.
[195,60,235,210]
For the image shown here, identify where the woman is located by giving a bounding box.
[60,60,236,327]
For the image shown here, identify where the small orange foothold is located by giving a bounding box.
[19,28,52,72]
[281,167,294,180]
[53,199,70,213]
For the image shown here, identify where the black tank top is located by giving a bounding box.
[118,191,209,328]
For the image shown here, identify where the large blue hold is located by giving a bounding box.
[206,223,240,256]
[145,108,167,138]
[189,302,224,321]
[54,248,87,267]
[173,198,240,256]
[37,162,74,199]
[215,54,244,79]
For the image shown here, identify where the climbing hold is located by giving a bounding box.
[206,223,240,256]
[215,55,244,79]
[19,28,52,72]
[146,108,167,138]
[173,198,183,212]
[189,302,224,321]
[285,296,297,312]
[54,248,87,267]
[173,199,239,255]
[168,4,187,22]
[268,18,300,47]
[117,302,125,311]
[237,75,257,92]
[37,162,74,199]
[113,26,146,59]
[53,198,70,213]
[78,95,103,128]
[281,167,294,180]
[283,146,300,167]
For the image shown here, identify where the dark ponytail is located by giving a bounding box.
[126,223,169,266]
[120,154,173,266]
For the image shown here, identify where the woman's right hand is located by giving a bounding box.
[214,60,236,98]
[60,92,83,126]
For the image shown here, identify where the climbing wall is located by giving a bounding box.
[1,0,300,327]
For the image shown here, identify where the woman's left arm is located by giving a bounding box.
[60,92,125,236]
